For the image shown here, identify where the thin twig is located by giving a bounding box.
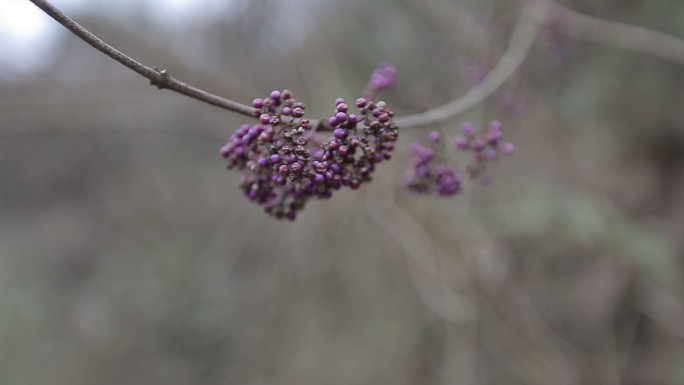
[28,0,258,118]
[395,2,548,128]
[552,2,684,67]
[29,0,684,132]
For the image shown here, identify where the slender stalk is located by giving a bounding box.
[395,2,548,128]
[28,0,258,118]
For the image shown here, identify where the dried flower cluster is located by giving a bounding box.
[404,121,515,196]
[221,90,398,220]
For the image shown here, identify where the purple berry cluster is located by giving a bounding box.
[403,131,463,196]
[404,120,515,196]
[453,120,515,179]
[221,90,398,220]
[365,62,397,98]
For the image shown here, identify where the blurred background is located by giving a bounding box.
[2,0,684,384]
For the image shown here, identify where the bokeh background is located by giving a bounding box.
[2,0,684,384]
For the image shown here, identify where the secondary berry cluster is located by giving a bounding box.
[404,121,515,196]
[220,90,398,220]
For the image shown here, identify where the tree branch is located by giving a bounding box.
[29,0,258,118]
[395,2,548,128]
[552,2,684,67]
[29,0,684,133]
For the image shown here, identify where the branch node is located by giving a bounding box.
[150,67,171,90]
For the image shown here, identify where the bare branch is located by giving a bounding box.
[552,2,684,67]
[28,0,258,118]
[395,2,548,129]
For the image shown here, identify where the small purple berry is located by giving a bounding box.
[328,116,339,127]
[259,114,271,124]
[462,122,476,137]
[335,98,345,105]
[315,161,328,172]
[270,90,282,100]
[253,98,264,108]
[328,138,340,150]
[428,131,441,142]
[281,107,293,116]
[502,142,515,155]
[336,103,348,113]
[488,120,502,131]
[333,128,349,139]
[356,98,368,108]
[484,147,498,161]
[453,136,470,149]
[220,145,232,158]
